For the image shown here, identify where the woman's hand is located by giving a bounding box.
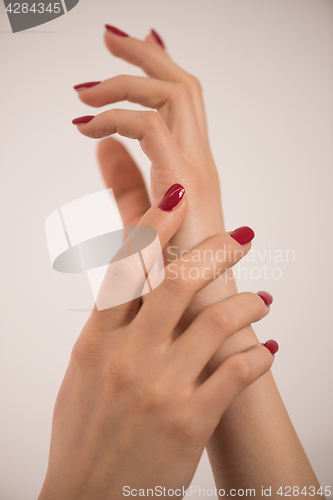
[38,186,275,500]
[70,27,322,494]
[72,28,232,340]
[72,27,224,251]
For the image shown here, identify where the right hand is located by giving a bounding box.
[73,26,225,251]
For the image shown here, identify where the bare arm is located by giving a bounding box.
[73,26,322,496]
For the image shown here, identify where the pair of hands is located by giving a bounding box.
[39,27,277,499]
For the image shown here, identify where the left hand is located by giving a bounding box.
[39,187,274,500]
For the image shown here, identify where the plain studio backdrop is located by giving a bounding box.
[0,0,332,498]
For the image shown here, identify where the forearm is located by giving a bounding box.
[207,367,320,496]
[194,277,321,496]
[76,26,322,494]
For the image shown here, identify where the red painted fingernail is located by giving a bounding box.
[72,115,95,125]
[151,29,165,49]
[230,226,255,245]
[257,291,273,306]
[158,184,185,212]
[74,82,101,91]
[263,339,279,355]
[105,25,129,37]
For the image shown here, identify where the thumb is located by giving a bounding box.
[87,183,186,328]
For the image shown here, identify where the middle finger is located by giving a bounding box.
[75,75,203,155]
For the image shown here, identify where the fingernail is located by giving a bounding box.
[158,183,185,212]
[230,226,255,245]
[262,339,279,355]
[72,115,95,125]
[151,29,165,49]
[257,291,273,306]
[74,82,101,91]
[105,25,129,37]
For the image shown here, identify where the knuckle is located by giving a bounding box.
[203,305,234,334]
[141,110,164,131]
[103,354,137,389]
[228,355,252,386]
[164,264,188,297]
[242,292,267,318]
[106,253,142,281]
[164,409,195,442]
[186,74,202,95]
[115,74,129,85]
[172,83,192,103]
[70,341,85,366]
[70,338,98,366]
[187,73,202,91]
[141,381,166,412]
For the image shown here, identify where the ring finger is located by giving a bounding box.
[169,291,272,384]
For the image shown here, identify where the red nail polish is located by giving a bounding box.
[74,82,101,91]
[257,291,273,306]
[105,25,129,37]
[230,226,255,245]
[151,29,165,49]
[158,184,185,211]
[263,339,279,355]
[72,115,95,125]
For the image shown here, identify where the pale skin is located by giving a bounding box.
[39,191,275,500]
[39,27,322,499]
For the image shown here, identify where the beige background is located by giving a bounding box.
[0,0,332,498]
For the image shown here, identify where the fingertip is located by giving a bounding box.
[158,183,185,212]
[262,339,279,355]
[240,240,252,255]
[73,82,101,92]
[105,24,129,37]
[150,29,166,50]
[72,115,95,125]
[257,291,274,306]
[144,32,157,45]
[230,226,255,245]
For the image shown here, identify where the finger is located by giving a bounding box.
[193,343,276,428]
[75,76,202,153]
[97,137,150,226]
[76,76,173,110]
[145,30,165,50]
[104,27,187,86]
[169,292,272,384]
[72,109,189,199]
[103,27,208,140]
[86,183,186,331]
[135,228,254,340]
